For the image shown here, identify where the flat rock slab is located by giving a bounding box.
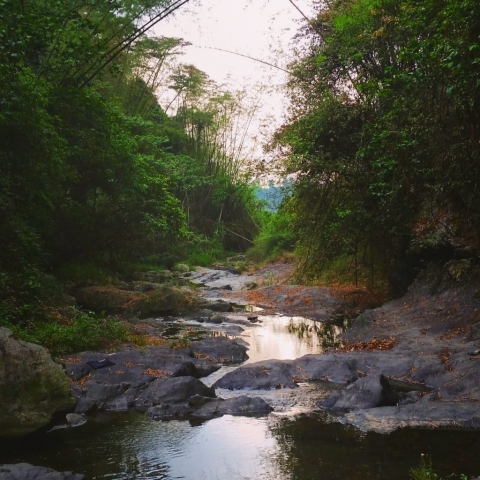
[213,360,298,390]
[193,395,273,418]
[0,464,84,480]
[341,400,480,434]
[213,351,444,391]
[146,394,273,420]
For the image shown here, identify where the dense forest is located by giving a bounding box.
[271,0,480,294]
[0,0,264,332]
[1,0,480,339]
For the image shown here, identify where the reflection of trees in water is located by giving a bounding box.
[287,320,349,350]
[265,413,480,480]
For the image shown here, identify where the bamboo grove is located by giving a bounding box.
[0,0,261,325]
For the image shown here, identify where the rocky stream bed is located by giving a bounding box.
[2,263,480,479]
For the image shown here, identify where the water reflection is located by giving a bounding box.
[267,413,480,480]
[3,412,480,479]
[236,315,348,364]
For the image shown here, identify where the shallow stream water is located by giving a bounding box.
[2,313,480,479]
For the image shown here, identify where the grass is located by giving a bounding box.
[15,308,131,356]
[410,455,468,480]
[53,262,113,285]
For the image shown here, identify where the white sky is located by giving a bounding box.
[153,0,315,164]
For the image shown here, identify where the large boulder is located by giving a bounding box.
[0,328,75,437]
[134,376,216,409]
[0,464,84,480]
[320,374,399,411]
[126,285,202,316]
[74,286,136,312]
[73,285,201,316]
[192,337,248,364]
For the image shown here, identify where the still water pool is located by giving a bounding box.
[1,314,480,479]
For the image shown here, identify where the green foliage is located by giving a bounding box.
[53,263,113,285]
[273,0,480,294]
[247,209,297,263]
[16,309,130,357]
[410,455,468,480]
[0,0,262,340]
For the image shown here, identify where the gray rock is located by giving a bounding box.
[469,322,480,341]
[192,337,248,364]
[213,360,298,390]
[0,463,84,480]
[193,395,273,418]
[65,413,86,427]
[0,328,74,437]
[320,374,399,411]
[134,376,216,409]
[67,339,239,413]
[341,401,480,434]
[207,301,233,313]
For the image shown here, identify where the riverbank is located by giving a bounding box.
[2,260,480,478]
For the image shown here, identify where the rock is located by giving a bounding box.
[127,285,201,316]
[131,281,158,293]
[469,322,480,341]
[341,400,480,434]
[205,300,233,313]
[134,376,216,409]
[66,345,227,413]
[0,328,75,437]
[0,464,84,480]
[193,395,273,418]
[320,374,399,411]
[173,264,190,273]
[73,286,136,312]
[192,337,248,364]
[66,413,86,427]
[398,391,421,406]
[213,360,298,390]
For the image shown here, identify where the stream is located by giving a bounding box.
[2,308,480,478]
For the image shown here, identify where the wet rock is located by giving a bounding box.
[213,360,298,390]
[341,400,480,434]
[204,300,233,313]
[321,374,399,411]
[0,328,74,437]
[134,376,215,409]
[0,464,84,480]
[146,403,192,419]
[192,337,248,364]
[67,339,239,413]
[66,413,86,427]
[193,395,273,418]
